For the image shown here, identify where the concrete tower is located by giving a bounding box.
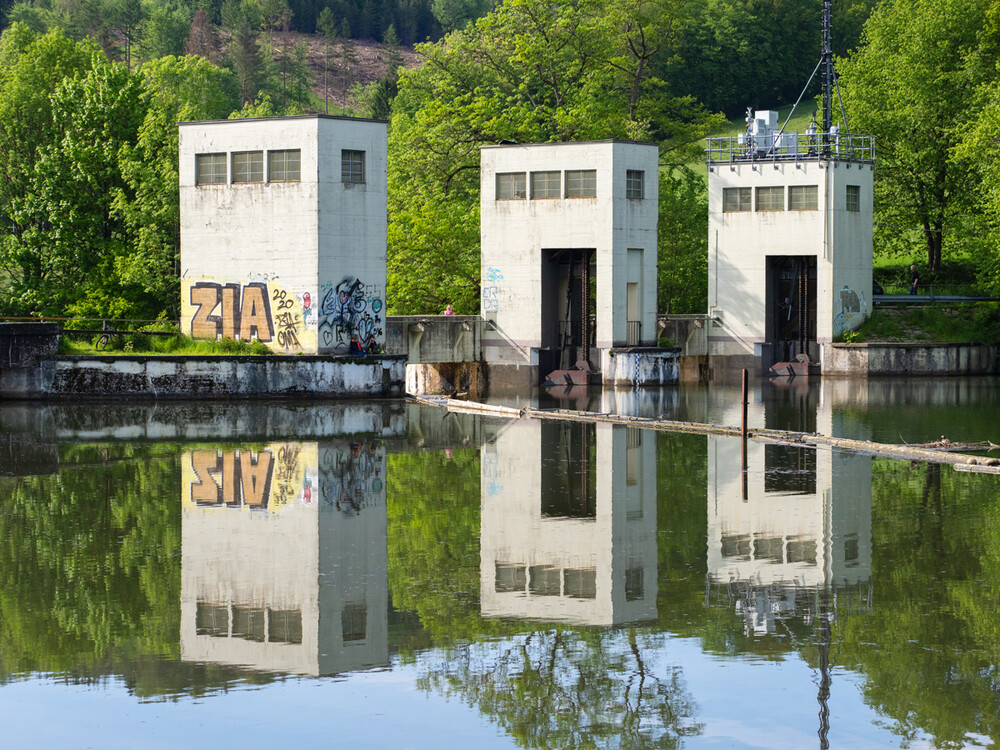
[705,111,875,374]
[179,115,387,355]
[479,141,659,388]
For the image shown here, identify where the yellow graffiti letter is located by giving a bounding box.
[191,451,221,505]
[241,450,274,508]
[190,284,221,339]
[240,283,274,342]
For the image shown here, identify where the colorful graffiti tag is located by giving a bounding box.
[319,276,384,354]
[182,280,317,353]
[833,285,865,337]
[483,266,503,314]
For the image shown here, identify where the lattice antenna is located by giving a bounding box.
[822,0,833,134]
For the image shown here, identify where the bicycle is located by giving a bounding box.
[95,321,116,351]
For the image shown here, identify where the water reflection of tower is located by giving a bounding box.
[480,420,657,625]
[180,439,388,677]
[706,435,873,634]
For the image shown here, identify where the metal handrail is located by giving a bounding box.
[706,132,875,165]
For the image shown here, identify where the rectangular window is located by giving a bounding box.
[789,185,818,210]
[723,187,751,212]
[626,169,644,199]
[195,153,227,185]
[530,171,560,199]
[268,149,300,182]
[231,151,263,183]
[496,172,526,200]
[756,186,784,211]
[341,149,365,184]
[846,184,861,212]
[565,169,597,198]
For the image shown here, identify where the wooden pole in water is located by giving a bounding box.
[741,368,749,500]
[741,369,749,438]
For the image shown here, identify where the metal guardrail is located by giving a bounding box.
[706,132,875,165]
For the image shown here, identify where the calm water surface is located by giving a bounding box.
[2,378,1000,749]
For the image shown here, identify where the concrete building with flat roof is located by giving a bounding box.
[179,115,387,355]
[705,110,875,374]
[479,140,660,388]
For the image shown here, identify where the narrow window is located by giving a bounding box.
[723,187,751,212]
[626,169,644,199]
[496,172,526,200]
[341,149,365,184]
[195,153,227,185]
[846,184,861,212]
[756,186,784,211]
[789,185,818,210]
[530,171,560,199]
[565,169,597,198]
[231,151,263,183]
[268,149,301,182]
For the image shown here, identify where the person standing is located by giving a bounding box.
[444,304,455,315]
[909,265,920,295]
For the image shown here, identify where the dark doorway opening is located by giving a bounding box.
[541,249,596,376]
[540,421,596,519]
[766,256,817,364]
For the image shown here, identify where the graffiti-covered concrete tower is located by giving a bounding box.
[180,115,387,355]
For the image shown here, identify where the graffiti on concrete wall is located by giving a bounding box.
[183,280,317,353]
[319,441,385,514]
[833,285,865,337]
[483,267,503,314]
[319,276,384,354]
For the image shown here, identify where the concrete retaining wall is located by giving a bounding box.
[823,342,997,376]
[1,355,405,400]
[0,322,59,367]
[601,348,680,386]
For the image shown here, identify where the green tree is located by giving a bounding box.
[658,167,707,314]
[137,1,192,61]
[430,0,488,32]
[17,55,147,318]
[0,25,99,316]
[838,0,994,272]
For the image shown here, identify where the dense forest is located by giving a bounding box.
[1,0,998,321]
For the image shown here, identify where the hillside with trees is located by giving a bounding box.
[3,0,999,322]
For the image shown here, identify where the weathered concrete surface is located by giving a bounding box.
[822,342,997,376]
[405,361,484,396]
[1,355,405,400]
[0,322,59,367]
[384,315,482,362]
[600,347,680,386]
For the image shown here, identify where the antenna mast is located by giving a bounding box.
[821,0,833,134]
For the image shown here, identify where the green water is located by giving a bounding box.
[0,381,999,748]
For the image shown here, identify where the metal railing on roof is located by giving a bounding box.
[705,132,875,166]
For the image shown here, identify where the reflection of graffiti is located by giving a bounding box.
[319,276,384,354]
[320,441,384,514]
[483,445,502,497]
[834,286,865,337]
[483,267,503,314]
[190,449,274,509]
[190,282,274,342]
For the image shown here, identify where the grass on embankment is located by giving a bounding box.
[58,324,273,356]
[839,303,1000,344]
